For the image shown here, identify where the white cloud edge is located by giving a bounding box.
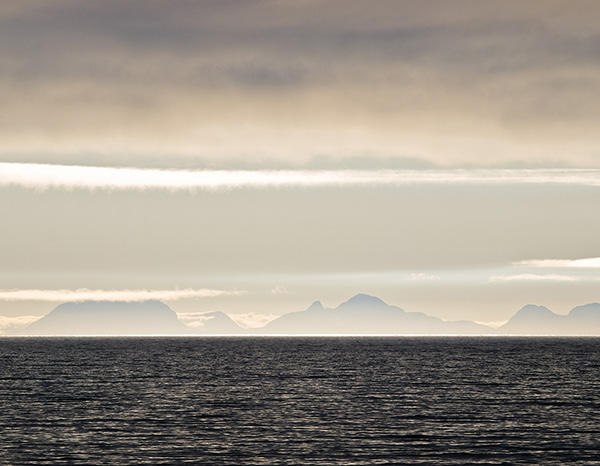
[514,257,600,269]
[0,315,42,333]
[0,288,244,302]
[177,313,217,328]
[489,274,591,283]
[2,162,600,191]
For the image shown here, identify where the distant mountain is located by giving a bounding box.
[263,293,493,335]
[569,303,600,324]
[499,303,600,335]
[24,300,189,335]
[15,295,600,336]
[498,305,563,334]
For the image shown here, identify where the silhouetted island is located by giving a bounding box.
[263,294,492,334]
[25,300,189,335]
[16,294,600,335]
[499,303,600,335]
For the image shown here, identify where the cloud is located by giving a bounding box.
[1,2,600,167]
[176,310,277,329]
[408,273,441,281]
[0,315,41,334]
[514,257,600,269]
[489,274,582,282]
[474,320,508,329]
[0,288,243,302]
[229,312,279,329]
[271,285,289,295]
[176,312,216,328]
[2,163,600,191]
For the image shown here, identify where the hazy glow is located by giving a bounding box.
[0,288,243,302]
[515,258,600,269]
[2,163,600,191]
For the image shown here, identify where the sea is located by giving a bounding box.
[1,337,599,465]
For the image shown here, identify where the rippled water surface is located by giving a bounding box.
[1,337,600,465]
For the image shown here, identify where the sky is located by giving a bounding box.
[1,0,600,332]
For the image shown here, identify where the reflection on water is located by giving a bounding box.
[1,337,599,465]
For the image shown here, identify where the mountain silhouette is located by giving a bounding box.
[569,303,600,322]
[499,305,562,334]
[24,300,189,335]
[15,295,600,336]
[263,293,492,334]
[499,302,600,335]
[338,294,389,311]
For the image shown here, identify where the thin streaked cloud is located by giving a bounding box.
[489,274,583,283]
[514,257,600,269]
[0,288,243,302]
[2,163,600,191]
[271,285,289,295]
[408,273,441,281]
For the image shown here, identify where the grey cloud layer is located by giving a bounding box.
[1,1,600,166]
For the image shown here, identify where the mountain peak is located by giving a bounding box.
[514,304,555,317]
[499,304,563,334]
[25,300,187,335]
[306,301,324,311]
[337,294,388,310]
[568,303,600,319]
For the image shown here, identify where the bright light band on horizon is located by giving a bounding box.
[2,162,600,191]
[0,288,243,302]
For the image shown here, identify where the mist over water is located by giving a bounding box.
[1,337,599,465]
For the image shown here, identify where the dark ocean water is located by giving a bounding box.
[1,337,600,465]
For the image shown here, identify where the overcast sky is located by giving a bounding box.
[1,1,599,331]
